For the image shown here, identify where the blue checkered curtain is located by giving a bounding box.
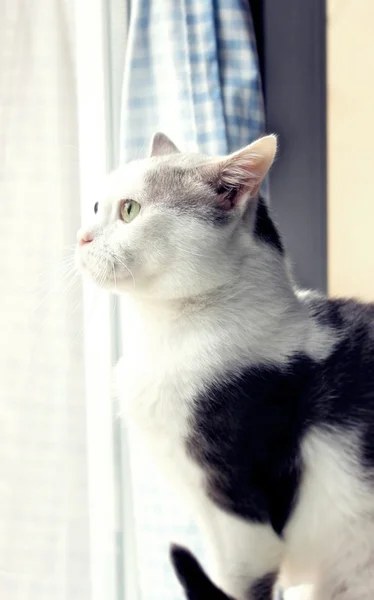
[120,0,265,159]
[120,2,265,599]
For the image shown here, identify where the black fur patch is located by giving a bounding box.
[171,545,234,600]
[303,295,374,468]
[187,357,312,535]
[188,296,374,536]
[254,198,284,254]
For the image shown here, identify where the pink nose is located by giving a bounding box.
[77,229,93,246]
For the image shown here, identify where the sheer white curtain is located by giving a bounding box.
[0,1,90,598]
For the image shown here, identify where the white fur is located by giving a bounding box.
[282,430,374,595]
[77,143,374,599]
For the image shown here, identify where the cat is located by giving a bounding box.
[76,132,374,600]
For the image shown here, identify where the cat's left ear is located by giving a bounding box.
[150,132,180,157]
[200,135,277,210]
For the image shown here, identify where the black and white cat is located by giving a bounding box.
[77,133,374,599]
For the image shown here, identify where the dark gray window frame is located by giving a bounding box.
[252,0,327,292]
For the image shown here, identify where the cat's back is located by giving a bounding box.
[303,293,374,422]
[305,292,374,339]
[304,293,374,368]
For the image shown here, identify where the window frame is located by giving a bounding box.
[252,0,327,292]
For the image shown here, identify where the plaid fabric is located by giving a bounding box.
[119,2,265,599]
[120,0,265,159]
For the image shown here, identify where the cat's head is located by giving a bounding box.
[76,133,279,299]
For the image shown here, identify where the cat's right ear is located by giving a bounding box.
[198,135,277,212]
[150,132,180,157]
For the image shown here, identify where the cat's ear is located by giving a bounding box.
[150,132,180,157]
[200,135,277,210]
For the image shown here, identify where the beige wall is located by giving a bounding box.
[328,0,374,300]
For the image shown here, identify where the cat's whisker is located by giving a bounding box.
[110,264,120,321]
[60,271,81,300]
[113,254,136,290]
[32,266,79,313]
[72,299,97,345]
[112,263,118,294]
[97,260,111,288]
[32,255,77,288]
[59,242,78,251]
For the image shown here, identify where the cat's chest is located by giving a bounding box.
[116,330,211,492]
[116,327,207,437]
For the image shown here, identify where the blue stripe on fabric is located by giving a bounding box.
[121,0,265,157]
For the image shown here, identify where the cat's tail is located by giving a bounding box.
[170,545,234,600]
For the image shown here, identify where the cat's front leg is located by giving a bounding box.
[308,518,374,600]
[199,504,284,600]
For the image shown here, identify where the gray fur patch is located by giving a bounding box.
[143,156,234,225]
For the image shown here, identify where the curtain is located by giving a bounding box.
[0,2,90,599]
[120,2,265,599]
[120,0,264,159]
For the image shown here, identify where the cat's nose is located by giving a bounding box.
[77,228,93,246]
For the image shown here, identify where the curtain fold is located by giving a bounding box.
[120,2,265,599]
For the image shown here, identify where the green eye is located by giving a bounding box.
[120,199,141,223]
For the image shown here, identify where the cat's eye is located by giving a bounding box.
[120,199,141,223]
[94,202,98,214]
